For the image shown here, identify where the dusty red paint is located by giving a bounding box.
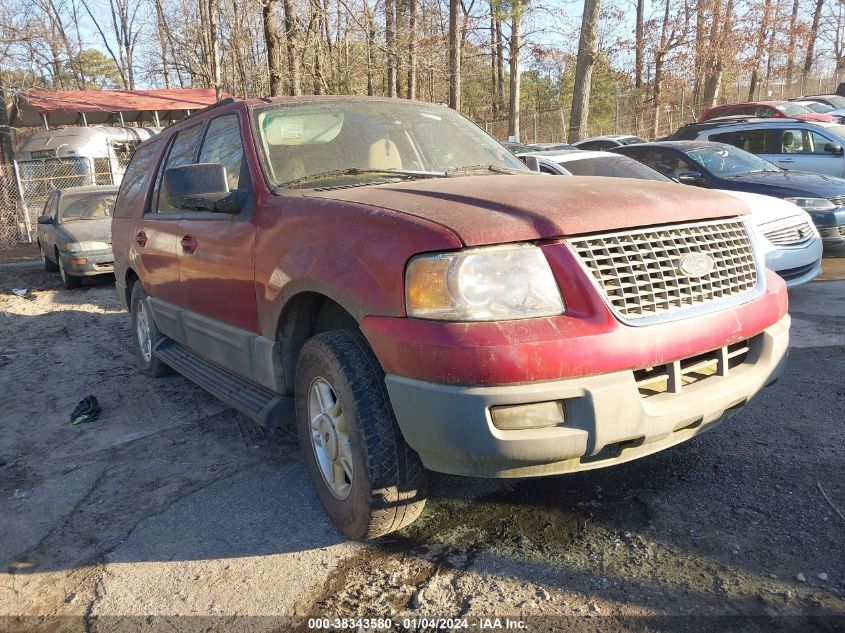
[361,254,788,386]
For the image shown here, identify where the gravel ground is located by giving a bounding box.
[1,254,844,632]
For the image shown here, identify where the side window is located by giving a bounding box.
[635,150,675,177]
[779,129,810,154]
[114,140,160,219]
[809,130,838,154]
[155,124,205,213]
[198,115,245,191]
[712,129,771,153]
[754,107,775,118]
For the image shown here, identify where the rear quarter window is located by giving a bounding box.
[114,140,161,219]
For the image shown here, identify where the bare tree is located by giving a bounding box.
[407,0,416,98]
[785,0,799,83]
[283,0,301,95]
[448,0,460,109]
[803,0,824,75]
[748,0,773,100]
[568,0,601,142]
[263,0,284,96]
[507,0,523,140]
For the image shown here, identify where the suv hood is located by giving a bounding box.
[727,169,845,198]
[307,175,750,246]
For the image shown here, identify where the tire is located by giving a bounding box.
[129,282,173,377]
[295,329,427,539]
[40,243,58,272]
[57,254,81,289]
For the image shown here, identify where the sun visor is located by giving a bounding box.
[260,110,344,145]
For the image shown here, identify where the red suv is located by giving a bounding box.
[112,97,790,539]
[699,100,834,123]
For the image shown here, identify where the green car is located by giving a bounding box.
[36,186,118,289]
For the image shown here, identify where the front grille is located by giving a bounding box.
[763,221,814,246]
[635,337,755,398]
[93,261,114,271]
[819,226,845,238]
[567,218,758,321]
[829,196,845,207]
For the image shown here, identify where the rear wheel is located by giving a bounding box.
[295,329,427,539]
[40,243,58,272]
[129,282,172,377]
[57,254,81,289]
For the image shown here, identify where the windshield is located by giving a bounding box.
[59,192,116,221]
[251,100,528,188]
[684,144,778,177]
[560,156,671,181]
[618,136,647,145]
[802,102,833,114]
[778,102,812,116]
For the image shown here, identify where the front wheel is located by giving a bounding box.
[57,255,81,289]
[295,329,427,539]
[129,283,173,377]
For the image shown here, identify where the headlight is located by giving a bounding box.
[783,197,836,210]
[405,244,564,321]
[63,241,111,252]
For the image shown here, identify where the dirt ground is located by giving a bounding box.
[1,254,844,633]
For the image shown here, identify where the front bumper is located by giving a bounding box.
[385,314,790,478]
[763,236,822,287]
[59,249,115,276]
[808,208,845,255]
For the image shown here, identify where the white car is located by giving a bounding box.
[529,149,823,287]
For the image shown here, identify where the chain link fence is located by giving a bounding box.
[0,155,119,249]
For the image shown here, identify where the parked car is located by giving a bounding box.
[503,141,535,154]
[789,94,845,110]
[112,96,789,539]
[687,118,845,178]
[611,141,845,255]
[36,185,119,289]
[528,149,822,285]
[572,134,646,150]
[666,117,772,141]
[791,100,845,123]
[528,142,578,151]
[699,101,834,123]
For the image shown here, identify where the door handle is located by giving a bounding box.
[135,231,148,247]
[778,158,795,163]
[180,235,198,254]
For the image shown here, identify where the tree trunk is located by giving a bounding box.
[154,0,172,89]
[568,0,601,143]
[282,0,301,95]
[803,0,824,75]
[407,0,417,99]
[785,0,799,83]
[490,0,498,117]
[0,73,14,164]
[208,0,221,98]
[495,15,504,109]
[635,0,644,89]
[385,0,397,96]
[692,0,706,105]
[263,0,284,96]
[448,0,461,110]
[508,0,522,140]
[748,0,772,101]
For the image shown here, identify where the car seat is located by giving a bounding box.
[782,131,798,153]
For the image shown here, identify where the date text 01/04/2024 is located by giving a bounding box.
[306,617,527,629]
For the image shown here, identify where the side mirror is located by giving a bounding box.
[37,215,53,224]
[163,163,241,213]
[677,171,705,185]
[824,142,844,156]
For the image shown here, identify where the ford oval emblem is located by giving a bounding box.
[678,253,715,277]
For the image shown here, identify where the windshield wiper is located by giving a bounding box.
[446,164,524,176]
[281,168,444,189]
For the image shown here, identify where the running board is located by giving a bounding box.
[154,338,294,429]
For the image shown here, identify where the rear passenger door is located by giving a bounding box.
[175,113,258,333]
[708,128,777,164]
[769,127,845,177]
